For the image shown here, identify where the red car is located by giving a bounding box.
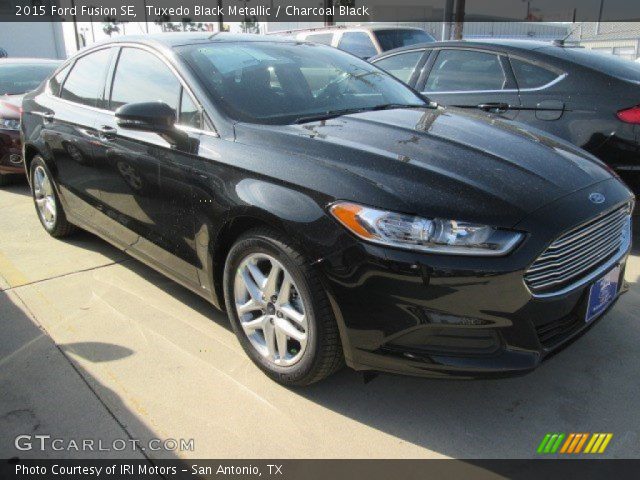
[0,58,61,185]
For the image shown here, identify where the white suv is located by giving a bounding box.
[269,25,435,59]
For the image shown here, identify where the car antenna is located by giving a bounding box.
[553,24,579,47]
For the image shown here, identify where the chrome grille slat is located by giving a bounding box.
[544,208,626,250]
[530,239,620,284]
[528,219,624,274]
[537,214,625,259]
[525,204,630,294]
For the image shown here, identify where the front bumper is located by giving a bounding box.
[319,179,633,379]
[0,128,24,175]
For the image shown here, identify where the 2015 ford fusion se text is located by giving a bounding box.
[21,33,634,385]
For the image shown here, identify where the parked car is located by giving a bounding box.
[370,40,640,185]
[0,58,61,185]
[269,25,435,59]
[22,33,633,385]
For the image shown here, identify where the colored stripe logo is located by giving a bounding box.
[537,433,613,454]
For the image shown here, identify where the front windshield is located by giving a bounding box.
[178,42,426,124]
[0,63,59,95]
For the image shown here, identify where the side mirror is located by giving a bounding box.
[115,101,176,131]
[115,102,190,149]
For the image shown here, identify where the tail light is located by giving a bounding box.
[617,105,640,124]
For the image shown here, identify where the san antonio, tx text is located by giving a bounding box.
[16,463,283,476]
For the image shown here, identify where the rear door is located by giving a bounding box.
[38,47,114,222]
[508,56,566,123]
[417,48,521,119]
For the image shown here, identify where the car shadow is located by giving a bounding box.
[0,290,181,464]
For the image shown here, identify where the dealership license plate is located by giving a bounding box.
[585,266,621,323]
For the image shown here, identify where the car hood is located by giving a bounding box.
[0,94,24,119]
[234,107,614,228]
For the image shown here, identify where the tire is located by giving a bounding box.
[223,228,344,386]
[0,174,10,186]
[29,156,76,238]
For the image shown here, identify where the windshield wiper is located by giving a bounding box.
[293,104,429,124]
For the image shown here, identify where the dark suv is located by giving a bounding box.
[21,34,633,385]
[371,40,640,187]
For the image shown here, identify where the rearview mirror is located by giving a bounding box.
[115,102,190,149]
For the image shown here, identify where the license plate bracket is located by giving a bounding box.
[585,266,621,323]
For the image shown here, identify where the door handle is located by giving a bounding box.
[477,103,510,113]
[99,125,117,140]
[42,112,55,123]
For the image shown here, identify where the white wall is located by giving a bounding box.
[0,22,66,59]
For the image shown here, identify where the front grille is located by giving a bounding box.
[525,204,631,294]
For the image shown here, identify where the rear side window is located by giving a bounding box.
[305,33,333,45]
[49,63,71,96]
[510,58,559,89]
[60,49,112,107]
[425,49,507,92]
[374,51,424,83]
[110,48,180,112]
[338,32,378,59]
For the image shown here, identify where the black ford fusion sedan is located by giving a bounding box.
[21,33,634,385]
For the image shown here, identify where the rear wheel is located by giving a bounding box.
[223,228,343,386]
[30,156,76,238]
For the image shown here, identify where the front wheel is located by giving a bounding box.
[223,228,343,386]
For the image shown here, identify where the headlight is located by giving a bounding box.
[0,118,20,130]
[330,202,523,256]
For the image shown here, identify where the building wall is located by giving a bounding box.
[0,22,66,59]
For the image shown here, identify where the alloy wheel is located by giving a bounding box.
[33,165,57,229]
[233,253,308,367]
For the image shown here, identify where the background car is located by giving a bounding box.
[269,25,434,59]
[370,40,640,190]
[0,58,61,185]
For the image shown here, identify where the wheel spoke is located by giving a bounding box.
[246,262,266,290]
[280,304,306,328]
[262,321,276,360]
[275,326,288,361]
[241,269,263,304]
[276,317,306,343]
[237,298,261,315]
[263,262,281,298]
[35,197,46,207]
[241,315,266,334]
[276,274,292,305]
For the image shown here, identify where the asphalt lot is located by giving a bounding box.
[1,182,639,460]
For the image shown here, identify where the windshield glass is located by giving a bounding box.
[177,42,426,124]
[374,29,435,51]
[0,63,59,95]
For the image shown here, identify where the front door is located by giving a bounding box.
[92,46,202,287]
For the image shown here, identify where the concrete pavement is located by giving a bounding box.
[1,182,639,459]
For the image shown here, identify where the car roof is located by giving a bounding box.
[91,32,297,49]
[0,58,62,64]
[370,39,572,59]
[269,25,426,35]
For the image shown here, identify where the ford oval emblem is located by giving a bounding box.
[589,193,606,204]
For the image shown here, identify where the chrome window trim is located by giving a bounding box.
[371,48,427,63]
[421,73,567,95]
[47,42,219,137]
